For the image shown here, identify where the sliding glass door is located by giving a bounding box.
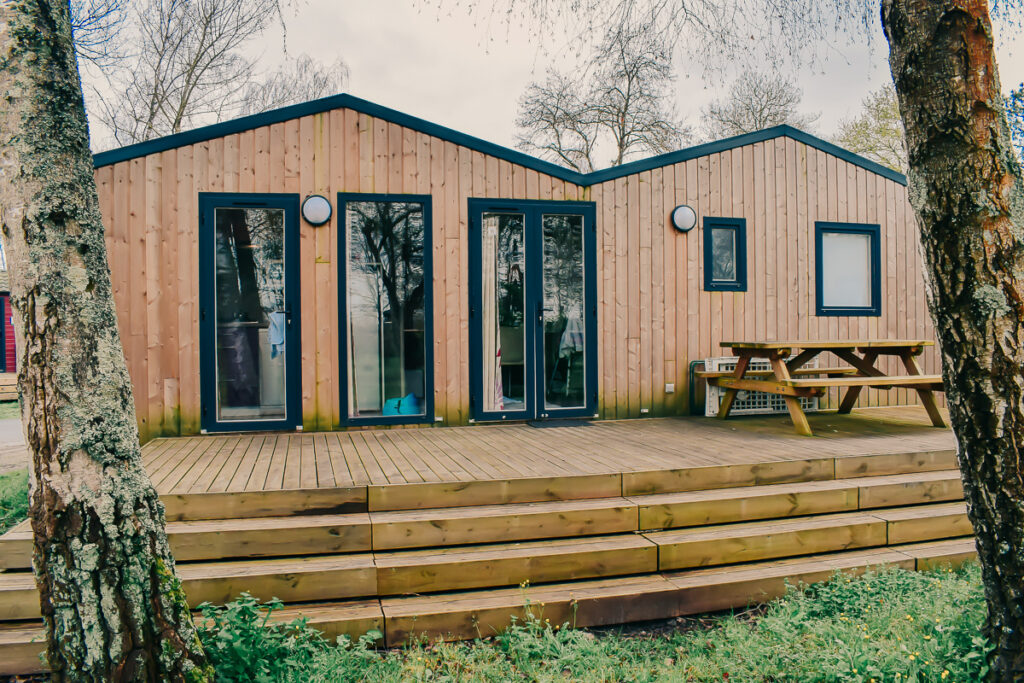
[199,193,301,432]
[470,199,596,422]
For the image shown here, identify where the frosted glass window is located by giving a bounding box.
[820,231,872,308]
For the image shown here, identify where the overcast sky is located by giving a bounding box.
[103,1,1024,164]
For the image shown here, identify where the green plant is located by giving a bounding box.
[0,468,28,534]
[197,593,331,683]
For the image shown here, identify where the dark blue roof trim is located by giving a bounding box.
[92,95,906,187]
[584,125,906,186]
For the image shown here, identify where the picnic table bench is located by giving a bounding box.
[699,340,945,436]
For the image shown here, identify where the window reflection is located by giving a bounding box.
[346,201,427,418]
[711,227,737,282]
[542,214,585,409]
[214,208,287,421]
[481,213,526,412]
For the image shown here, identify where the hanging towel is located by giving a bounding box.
[558,313,585,358]
[268,311,286,358]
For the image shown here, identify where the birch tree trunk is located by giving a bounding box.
[882,1,1024,678]
[0,0,211,680]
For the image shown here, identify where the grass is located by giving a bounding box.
[0,400,20,420]
[197,562,990,683]
[0,468,28,534]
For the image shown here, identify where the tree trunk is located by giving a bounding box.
[882,1,1024,678]
[0,1,211,680]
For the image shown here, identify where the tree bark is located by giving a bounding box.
[882,1,1024,678]
[0,1,211,680]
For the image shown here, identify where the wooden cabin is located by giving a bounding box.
[90,93,936,441]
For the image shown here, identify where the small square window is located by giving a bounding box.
[703,217,747,291]
[815,222,881,316]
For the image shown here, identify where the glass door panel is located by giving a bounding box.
[214,207,287,422]
[470,200,595,422]
[541,214,586,410]
[481,212,527,413]
[200,193,300,433]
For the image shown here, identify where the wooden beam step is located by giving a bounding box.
[379,545,926,646]
[855,470,963,509]
[370,497,638,551]
[0,598,385,677]
[0,513,372,570]
[0,553,378,621]
[367,473,623,512]
[834,450,956,479]
[647,511,889,570]
[896,537,977,570]
[0,540,978,675]
[622,458,835,497]
[161,487,368,522]
[872,502,971,544]
[375,534,657,596]
[632,470,963,530]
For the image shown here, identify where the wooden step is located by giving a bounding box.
[0,539,979,674]
[375,534,657,596]
[872,502,971,544]
[647,511,889,570]
[897,537,977,570]
[834,449,956,479]
[0,553,378,621]
[622,457,836,497]
[0,597,385,677]
[633,470,963,530]
[379,545,930,645]
[370,497,638,551]
[161,486,367,522]
[0,513,372,570]
[367,472,623,512]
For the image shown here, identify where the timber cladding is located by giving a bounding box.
[92,98,936,441]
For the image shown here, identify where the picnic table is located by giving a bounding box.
[700,340,946,436]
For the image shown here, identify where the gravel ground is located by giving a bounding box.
[0,418,27,474]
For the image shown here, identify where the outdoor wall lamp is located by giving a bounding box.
[301,194,333,226]
[671,204,697,233]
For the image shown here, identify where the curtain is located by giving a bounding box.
[482,216,503,411]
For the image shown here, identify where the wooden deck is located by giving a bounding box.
[145,407,955,495]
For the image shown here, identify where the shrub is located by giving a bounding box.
[196,593,332,683]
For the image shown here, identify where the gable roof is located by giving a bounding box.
[91,93,907,186]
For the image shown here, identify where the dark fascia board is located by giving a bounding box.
[92,96,907,187]
[583,125,907,186]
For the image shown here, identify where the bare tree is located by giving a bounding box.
[516,21,689,172]
[69,0,129,67]
[0,0,211,678]
[700,70,821,140]
[239,54,350,117]
[832,82,907,172]
[96,0,279,145]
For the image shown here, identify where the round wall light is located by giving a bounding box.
[671,204,697,233]
[301,194,332,226]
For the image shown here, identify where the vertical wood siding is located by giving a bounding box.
[95,110,584,440]
[591,142,938,420]
[93,110,934,440]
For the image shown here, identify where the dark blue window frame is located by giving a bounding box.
[338,193,435,427]
[198,192,303,434]
[467,198,598,423]
[702,217,747,292]
[814,221,882,317]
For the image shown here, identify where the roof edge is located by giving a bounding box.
[91,97,906,187]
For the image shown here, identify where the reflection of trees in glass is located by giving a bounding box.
[542,215,584,319]
[214,208,284,409]
[348,201,426,405]
[711,228,737,281]
[496,215,525,328]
